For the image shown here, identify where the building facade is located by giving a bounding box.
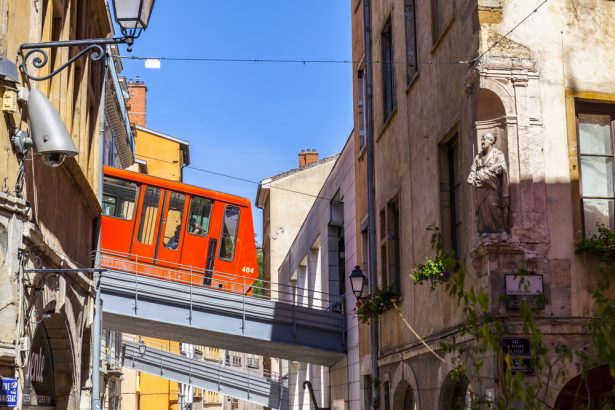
[276,135,359,410]
[352,0,615,408]
[0,0,113,408]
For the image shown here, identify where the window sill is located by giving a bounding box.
[377,108,397,142]
[405,71,420,94]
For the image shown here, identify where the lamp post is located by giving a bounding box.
[18,0,155,81]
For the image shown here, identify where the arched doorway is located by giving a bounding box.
[439,372,470,410]
[392,380,415,410]
[554,364,615,409]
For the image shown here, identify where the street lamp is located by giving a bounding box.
[350,266,367,300]
[18,0,156,81]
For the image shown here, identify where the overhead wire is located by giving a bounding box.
[134,153,336,201]
[118,0,550,68]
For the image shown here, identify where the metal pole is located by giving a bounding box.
[92,269,102,410]
[362,0,380,408]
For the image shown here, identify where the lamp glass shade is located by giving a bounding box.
[350,266,366,299]
[113,0,155,30]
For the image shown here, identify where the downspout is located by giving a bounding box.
[362,0,380,409]
[92,51,108,410]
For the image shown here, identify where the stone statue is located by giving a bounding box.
[467,133,509,233]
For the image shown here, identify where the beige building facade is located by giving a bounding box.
[0,0,114,408]
[352,0,615,408]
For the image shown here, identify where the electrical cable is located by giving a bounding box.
[133,152,337,201]
[118,1,550,69]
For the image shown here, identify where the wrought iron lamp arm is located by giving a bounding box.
[18,37,132,81]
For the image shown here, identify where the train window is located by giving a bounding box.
[137,187,161,245]
[102,177,138,220]
[163,192,186,250]
[219,205,240,261]
[188,197,213,237]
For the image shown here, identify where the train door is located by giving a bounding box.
[180,196,214,284]
[215,204,242,291]
[130,185,164,264]
[156,190,187,268]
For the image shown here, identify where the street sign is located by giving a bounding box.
[507,357,535,376]
[501,337,531,355]
[0,377,18,407]
[505,274,543,296]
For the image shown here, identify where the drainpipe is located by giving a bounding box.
[92,52,108,410]
[362,0,380,409]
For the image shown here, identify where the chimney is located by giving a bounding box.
[127,77,147,127]
[298,148,319,168]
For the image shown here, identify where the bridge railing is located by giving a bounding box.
[96,249,344,313]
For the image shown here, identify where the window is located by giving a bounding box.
[361,219,369,273]
[188,196,213,237]
[137,187,160,245]
[219,205,241,261]
[431,0,454,44]
[102,177,138,220]
[439,134,463,257]
[358,69,367,150]
[232,355,241,367]
[162,192,186,250]
[577,103,615,237]
[381,19,395,121]
[246,356,260,369]
[404,0,418,84]
[379,199,401,293]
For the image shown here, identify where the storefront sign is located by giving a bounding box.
[0,377,18,407]
[23,323,55,407]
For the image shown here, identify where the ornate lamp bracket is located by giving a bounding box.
[18,37,131,82]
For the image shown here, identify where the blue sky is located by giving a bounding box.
[118,1,353,244]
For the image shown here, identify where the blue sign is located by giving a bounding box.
[0,377,18,407]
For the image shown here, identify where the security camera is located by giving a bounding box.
[26,89,78,167]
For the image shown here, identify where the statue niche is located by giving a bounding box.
[467,133,509,233]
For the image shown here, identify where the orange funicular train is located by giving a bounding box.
[100,165,258,293]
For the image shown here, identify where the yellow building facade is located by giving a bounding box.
[133,125,190,181]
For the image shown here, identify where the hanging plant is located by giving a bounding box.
[354,287,398,324]
[409,257,451,289]
[577,225,615,261]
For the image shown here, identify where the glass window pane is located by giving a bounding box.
[579,114,612,155]
[102,177,138,220]
[219,205,240,261]
[137,187,160,245]
[163,192,186,251]
[580,156,614,197]
[583,199,615,238]
[188,197,213,237]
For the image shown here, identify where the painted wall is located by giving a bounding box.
[134,128,186,182]
[351,0,615,407]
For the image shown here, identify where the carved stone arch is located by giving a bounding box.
[554,364,615,409]
[24,276,79,409]
[478,77,516,118]
[475,87,510,161]
[391,361,419,410]
[438,370,470,410]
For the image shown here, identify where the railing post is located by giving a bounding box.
[189,266,193,325]
[159,347,164,376]
[241,277,246,334]
[292,284,297,339]
[134,255,139,314]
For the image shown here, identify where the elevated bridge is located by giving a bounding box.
[99,256,346,366]
[122,340,288,409]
